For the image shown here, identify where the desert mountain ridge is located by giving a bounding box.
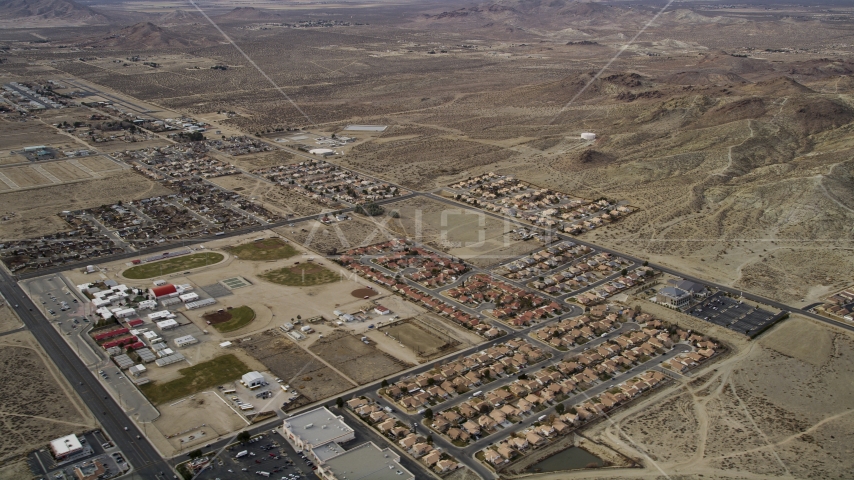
[0,0,109,25]
[81,21,219,49]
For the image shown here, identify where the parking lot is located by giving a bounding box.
[193,432,311,480]
[29,431,128,480]
[689,293,782,337]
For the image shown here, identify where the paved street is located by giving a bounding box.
[0,269,174,479]
[4,153,852,480]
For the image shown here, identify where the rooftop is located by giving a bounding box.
[659,286,690,299]
[50,434,82,456]
[322,442,414,480]
[284,406,353,446]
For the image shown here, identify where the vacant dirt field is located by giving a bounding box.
[0,330,97,466]
[40,161,92,181]
[209,173,326,218]
[379,319,457,360]
[0,170,171,239]
[577,315,854,480]
[239,330,352,405]
[225,150,295,171]
[149,392,248,456]
[0,122,61,150]
[3,166,52,188]
[274,216,398,255]
[0,303,23,334]
[378,195,531,265]
[76,156,126,173]
[309,330,411,384]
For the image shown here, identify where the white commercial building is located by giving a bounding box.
[316,442,414,480]
[174,335,198,347]
[113,308,136,319]
[156,319,179,330]
[282,407,355,456]
[49,434,83,460]
[241,371,265,389]
[138,299,158,311]
[179,292,199,303]
[148,310,175,322]
[186,298,216,310]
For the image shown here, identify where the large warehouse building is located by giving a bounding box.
[282,407,355,455]
[317,442,414,480]
[149,284,178,299]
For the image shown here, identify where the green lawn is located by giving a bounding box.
[227,238,298,261]
[139,354,248,405]
[261,263,339,286]
[213,306,256,333]
[123,252,224,280]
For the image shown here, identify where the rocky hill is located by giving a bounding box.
[84,22,217,50]
[0,0,109,25]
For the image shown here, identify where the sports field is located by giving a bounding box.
[122,252,225,279]
[260,263,339,286]
[227,237,298,261]
[206,306,257,333]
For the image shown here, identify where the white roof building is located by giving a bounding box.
[318,442,414,480]
[179,292,199,303]
[138,299,158,310]
[242,371,265,389]
[49,434,83,460]
[156,319,179,330]
[282,406,355,452]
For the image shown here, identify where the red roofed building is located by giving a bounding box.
[150,284,178,299]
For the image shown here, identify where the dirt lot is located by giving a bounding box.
[274,216,398,255]
[76,156,125,173]
[0,170,171,239]
[149,391,248,456]
[239,330,352,406]
[309,330,411,384]
[574,314,854,480]
[209,173,325,218]
[3,165,52,188]
[0,303,23,334]
[40,161,92,181]
[0,330,97,466]
[376,196,533,266]
[219,150,295,171]
[379,318,458,361]
[0,121,63,150]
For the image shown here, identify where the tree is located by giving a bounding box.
[426,434,434,445]
[555,402,566,415]
[336,397,344,409]
[381,379,389,388]
[237,431,251,443]
[621,268,627,276]
[643,260,649,266]
[518,373,528,380]
[423,408,433,420]
[187,449,203,460]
